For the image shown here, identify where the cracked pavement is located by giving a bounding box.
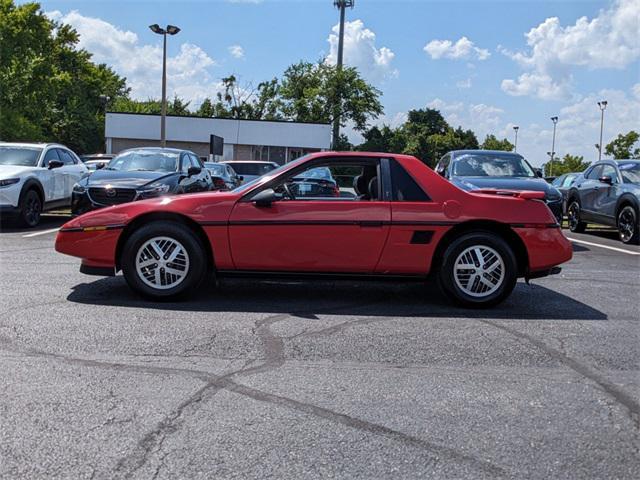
[1,216,639,479]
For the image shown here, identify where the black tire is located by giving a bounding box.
[19,189,42,228]
[121,221,208,300]
[567,200,586,233]
[617,205,639,245]
[438,231,518,308]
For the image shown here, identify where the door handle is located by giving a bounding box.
[359,221,384,227]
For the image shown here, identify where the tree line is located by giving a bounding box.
[1,0,639,173]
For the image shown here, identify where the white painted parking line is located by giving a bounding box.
[22,228,60,238]
[567,237,640,256]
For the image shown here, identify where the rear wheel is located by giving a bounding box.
[567,200,586,233]
[19,189,42,228]
[438,232,517,308]
[121,222,208,299]
[617,205,639,245]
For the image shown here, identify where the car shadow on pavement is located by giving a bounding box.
[67,276,607,321]
[0,213,71,233]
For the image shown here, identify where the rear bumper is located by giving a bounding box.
[514,225,573,273]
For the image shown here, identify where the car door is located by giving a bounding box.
[592,163,620,223]
[575,164,603,219]
[39,148,65,201]
[57,149,85,200]
[228,157,391,273]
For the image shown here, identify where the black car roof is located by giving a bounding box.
[450,150,522,157]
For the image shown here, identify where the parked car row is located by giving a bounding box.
[2,142,638,245]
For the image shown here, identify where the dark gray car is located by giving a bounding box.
[435,150,564,223]
[566,159,640,244]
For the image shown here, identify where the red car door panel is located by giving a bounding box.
[229,200,391,272]
[376,202,449,274]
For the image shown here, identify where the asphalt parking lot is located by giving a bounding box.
[1,215,639,479]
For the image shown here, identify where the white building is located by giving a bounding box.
[104,112,332,164]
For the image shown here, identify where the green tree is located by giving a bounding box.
[111,96,193,116]
[279,61,383,131]
[546,154,591,177]
[0,0,128,153]
[605,131,640,159]
[481,134,514,151]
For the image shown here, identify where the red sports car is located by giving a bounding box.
[55,152,572,307]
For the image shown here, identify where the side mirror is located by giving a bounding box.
[536,170,543,178]
[238,175,244,181]
[599,175,613,185]
[252,188,280,207]
[187,166,201,177]
[48,160,64,169]
[96,162,106,170]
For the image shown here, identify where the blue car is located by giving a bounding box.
[566,159,640,244]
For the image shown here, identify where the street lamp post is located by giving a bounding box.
[549,116,558,176]
[513,126,519,152]
[332,1,354,150]
[597,100,608,161]
[149,24,181,148]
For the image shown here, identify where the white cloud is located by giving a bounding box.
[46,10,221,105]
[426,98,503,139]
[456,78,472,89]
[423,37,490,61]
[326,19,397,82]
[501,0,640,100]
[228,45,245,59]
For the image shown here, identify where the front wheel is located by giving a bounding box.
[438,232,517,308]
[19,189,42,227]
[121,222,208,300]
[567,200,586,233]
[618,205,639,245]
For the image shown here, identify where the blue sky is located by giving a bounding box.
[28,0,640,165]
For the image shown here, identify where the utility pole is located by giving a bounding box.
[550,116,558,176]
[597,100,607,160]
[149,24,181,148]
[332,1,354,150]
[513,126,519,152]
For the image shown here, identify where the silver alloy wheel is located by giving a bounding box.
[454,245,505,298]
[135,236,190,290]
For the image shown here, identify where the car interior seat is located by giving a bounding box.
[353,175,370,200]
[368,176,379,200]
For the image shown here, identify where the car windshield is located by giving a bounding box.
[227,163,276,176]
[618,162,640,184]
[205,163,226,176]
[0,146,42,167]
[106,151,179,172]
[453,153,536,178]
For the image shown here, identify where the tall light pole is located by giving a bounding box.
[332,1,354,149]
[549,116,558,176]
[597,100,607,161]
[149,24,181,148]
[513,126,519,152]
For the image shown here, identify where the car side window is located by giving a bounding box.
[42,149,60,167]
[390,159,430,202]
[190,154,203,168]
[57,149,76,165]
[562,175,576,187]
[435,154,450,177]
[273,161,379,201]
[585,165,602,180]
[601,164,618,182]
[181,154,194,172]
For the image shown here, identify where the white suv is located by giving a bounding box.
[0,143,88,227]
